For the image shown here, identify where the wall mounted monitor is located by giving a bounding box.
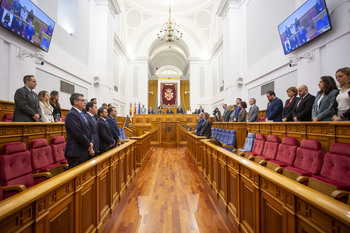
[0,0,55,52]
[278,0,332,55]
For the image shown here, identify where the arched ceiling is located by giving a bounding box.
[119,0,220,79]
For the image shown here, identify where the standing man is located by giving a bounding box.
[140,104,147,114]
[265,91,283,122]
[106,107,121,144]
[148,106,154,114]
[293,85,315,121]
[65,93,94,169]
[166,107,174,114]
[86,101,99,156]
[176,105,184,114]
[194,113,204,136]
[222,104,229,122]
[13,75,42,122]
[97,107,115,154]
[247,98,259,122]
[198,105,204,113]
[234,98,242,122]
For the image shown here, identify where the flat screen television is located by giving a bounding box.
[0,0,55,52]
[278,0,332,55]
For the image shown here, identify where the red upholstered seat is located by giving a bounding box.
[307,143,350,201]
[283,139,324,180]
[245,134,265,157]
[50,136,67,164]
[254,135,280,165]
[266,137,298,171]
[0,186,3,201]
[0,142,35,198]
[30,138,61,174]
[2,113,13,122]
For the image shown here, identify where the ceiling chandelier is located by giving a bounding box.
[157,4,183,48]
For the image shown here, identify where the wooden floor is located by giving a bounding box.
[103,146,238,233]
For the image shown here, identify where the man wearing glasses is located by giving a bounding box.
[64,93,94,169]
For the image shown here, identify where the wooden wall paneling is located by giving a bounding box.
[226,156,240,227]
[334,123,350,144]
[259,123,271,137]
[80,177,97,233]
[217,150,227,206]
[212,149,218,195]
[97,158,111,231]
[0,100,15,120]
[270,124,286,142]
[305,123,335,152]
[285,123,307,145]
[110,153,120,209]
[47,196,74,233]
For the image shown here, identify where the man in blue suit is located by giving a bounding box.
[194,113,204,136]
[97,108,115,154]
[265,91,283,122]
[176,105,184,114]
[65,93,94,169]
[106,107,120,144]
[85,101,99,156]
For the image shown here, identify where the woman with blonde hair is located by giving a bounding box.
[282,86,299,122]
[38,90,54,122]
[332,67,350,121]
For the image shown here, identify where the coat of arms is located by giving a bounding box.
[164,89,174,101]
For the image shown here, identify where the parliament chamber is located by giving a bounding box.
[0,108,349,233]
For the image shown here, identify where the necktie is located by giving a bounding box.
[30,91,36,103]
[81,112,88,124]
[297,97,303,108]
[249,106,252,112]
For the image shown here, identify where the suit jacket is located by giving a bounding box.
[234,105,242,120]
[195,118,204,136]
[97,119,115,154]
[312,89,337,121]
[293,93,315,121]
[200,120,212,138]
[282,97,299,121]
[106,116,120,141]
[166,109,174,114]
[86,113,99,154]
[13,86,42,122]
[265,97,283,122]
[237,109,247,122]
[148,109,154,114]
[176,108,184,114]
[247,105,259,122]
[198,108,204,113]
[223,108,230,122]
[64,108,92,160]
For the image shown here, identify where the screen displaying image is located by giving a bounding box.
[0,0,55,52]
[278,0,331,55]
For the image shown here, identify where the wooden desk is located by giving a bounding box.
[160,121,177,147]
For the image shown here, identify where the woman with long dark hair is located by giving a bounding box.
[49,91,62,122]
[312,76,338,121]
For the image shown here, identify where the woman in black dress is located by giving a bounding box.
[49,90,62,122]
[282,86,299,122]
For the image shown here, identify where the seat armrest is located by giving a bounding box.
[274,167,284,173]
[62,164,69,170]
[232,149,238,154]
[33,172,53,179]
[331,190,350,200]
[238,151,245,157]
[259,160,267,166]
[296,176,309,183]
[2,184,27,192]
[248,155,254,160]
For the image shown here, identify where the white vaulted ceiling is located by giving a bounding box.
[119,0,220,79]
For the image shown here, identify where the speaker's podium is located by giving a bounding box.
[160,121,177,147]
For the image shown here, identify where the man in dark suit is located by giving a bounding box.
[234,98,242,122]
[176,105,184,114]
[265,91,283,122]
[166,107,174,114]
[65,93,94,169]
[13,75,42,122]
[97,108,115,154]
[148,106,154,114]
[293,85,316,122]
[198,105,204,113]
[85,101,99,156]
[106,107,120,144]
[247,98,259,122]
[194,113,204,136]
[222,104,230,122]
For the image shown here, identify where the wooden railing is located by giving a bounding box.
[0,140,142,233]
[185,132,350,233]
[0,122,66,151]
[131,125,159,166]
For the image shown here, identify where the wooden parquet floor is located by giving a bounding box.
[103,147,238,233]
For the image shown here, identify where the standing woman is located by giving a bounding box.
[237,101,247,122]
[38,90,54,122]
[213,107,221,122]
[332,67,350,121]
[187,107,192,114]
[312,76,338,121]
[282,86,299,122]
[200,112,212,139]
[50,91,61,122]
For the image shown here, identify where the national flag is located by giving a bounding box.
[130,102,132,116]
[138,102,141,114]
[134,102,136,115]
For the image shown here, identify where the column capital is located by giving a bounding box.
[216,0,244,17]
[95,0,121,15]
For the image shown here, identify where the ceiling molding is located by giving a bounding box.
[95,0,121,15]
[216,0,244,17]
